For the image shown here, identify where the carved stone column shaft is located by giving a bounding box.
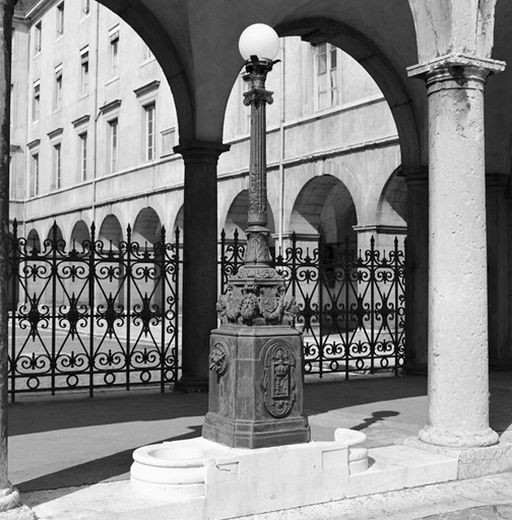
[243,60,274,266]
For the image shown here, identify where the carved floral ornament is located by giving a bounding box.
[216,273,297,326]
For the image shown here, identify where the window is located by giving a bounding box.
[54,67,63,111]
[144,104,155,161]
[315,43,338,110]
[79,132,87,181]
[10,84,14,126]
[161,127,175,156]
[109,29,119,78]
[143,44,153,61]
[30,153,39,197]
[32,82,40,122]
[12,27,16,60]
[81,0,90,16]
[80,49,89,96]
[56,3,64,37]
[108,119,118,172]
[34,21,42,54]
[53,143,62,189]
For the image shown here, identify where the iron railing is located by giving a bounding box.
[7,220,181,401]
[6,222,405,399]
[219,229,406,378]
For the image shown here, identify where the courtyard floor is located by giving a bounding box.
[7,371,512,519]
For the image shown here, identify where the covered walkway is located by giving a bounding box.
[7,371,512,518]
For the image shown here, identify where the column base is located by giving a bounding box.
[175,376,209,393]
[405,435,512,479]
[418,424,499,449]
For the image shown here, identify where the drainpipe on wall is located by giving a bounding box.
[92,1,100,225]
[278,38,285,256]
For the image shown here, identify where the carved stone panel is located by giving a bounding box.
[262,340,296,418]
[210,342,229,380]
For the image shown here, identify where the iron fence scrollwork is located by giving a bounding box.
[219,230,405,378]
[7,220,181,400]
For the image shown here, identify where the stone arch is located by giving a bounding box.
[45,223,65,250]
[98,214,123,250]
[70,220,91,250]
[26,229,41,254]
[223,190,276,239]
[407,0,497,62]
[173,204,184,234]
[376,168,408,226]
[276,17,422,168]
[96,0,194,142]
[132,207,162,246]
[290,175,357,246]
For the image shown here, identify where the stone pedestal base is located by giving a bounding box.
[203,324,310,448]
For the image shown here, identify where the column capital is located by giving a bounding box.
[174,140,230,164]
[407,54,505,86]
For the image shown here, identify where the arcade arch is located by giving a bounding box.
[290,175,357,247]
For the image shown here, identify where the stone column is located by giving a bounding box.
[408,56,504,448]
[486,173,511,369]
[0,0,21,511]
[174,141,229,391]
[403,167,428,374]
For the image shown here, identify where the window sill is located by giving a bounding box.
[140,57,156,67]
[105,76,120,86]
[78,93,89,101]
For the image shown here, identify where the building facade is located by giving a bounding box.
[10,0,405,257]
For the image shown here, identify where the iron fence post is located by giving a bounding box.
[88,222,96,397]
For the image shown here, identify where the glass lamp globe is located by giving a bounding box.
[238,23,279,61]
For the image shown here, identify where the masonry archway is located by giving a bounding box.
[223,190,276,244]
[98,214,123,251]
[70,220,91,251]
[26,229,41,254]
[290,175,357,248]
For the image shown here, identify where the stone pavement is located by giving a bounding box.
[6,371,512,518]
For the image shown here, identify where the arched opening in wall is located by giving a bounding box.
[224,190,276,247]
[46,223,65,251]
[133,207,162,247]
[69,221,91,305]
[22,229,42,310]
[132,207,163,312]
[70,220,91,251]
[222,34,405,255]
[377,169,407,225]
[98,214,124,307]
[290,175,357,247]
[26,229,41,254]
[45,224,66,305]
[376,168,408,249]
[172,204,184,239]
[98,215,123,251]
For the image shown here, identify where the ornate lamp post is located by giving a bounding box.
[203,24,310,448]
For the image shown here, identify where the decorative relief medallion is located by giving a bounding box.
[209,343,228,380]
[262,341,296,418]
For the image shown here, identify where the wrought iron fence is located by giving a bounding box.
[7,220,181,401]
[219,229,406,378]
[6,222,405,399]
